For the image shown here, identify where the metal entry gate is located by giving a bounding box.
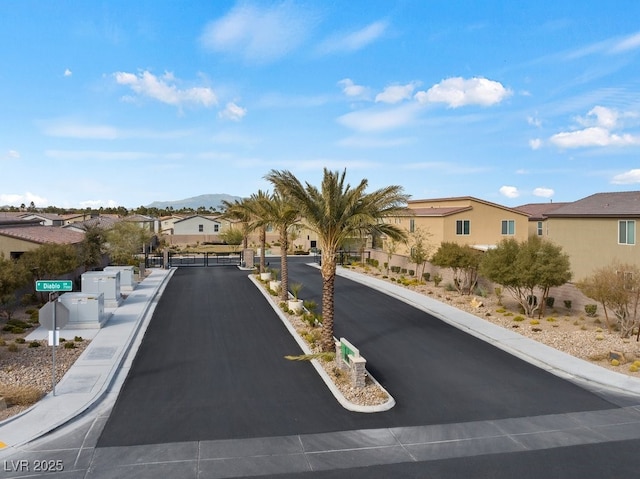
[145,252,242,268]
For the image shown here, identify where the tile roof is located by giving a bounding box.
[405,206,472,217]
[0,225,85,245]
[545,191,640,217]
[514,202,570,220]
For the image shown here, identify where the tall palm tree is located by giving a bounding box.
[220,198,252,250]
[258,190,299,302]
[243,190,273,274]
[266,168,409,352]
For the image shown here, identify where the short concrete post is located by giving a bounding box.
[350,356,367,388]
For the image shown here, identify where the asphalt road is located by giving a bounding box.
[98,260,616,448]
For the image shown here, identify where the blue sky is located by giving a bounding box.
[2,1,640,209]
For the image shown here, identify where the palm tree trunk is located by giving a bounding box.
[320,252,337,352]
[259,226,266,273]
[279,227,288,302]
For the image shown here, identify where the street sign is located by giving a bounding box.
[38,301,70,330]
[35,280,73,292]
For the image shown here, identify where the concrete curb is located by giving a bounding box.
[333,265,640,399]
[249,274,395,413]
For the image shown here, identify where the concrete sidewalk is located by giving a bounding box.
[0,268,174,454]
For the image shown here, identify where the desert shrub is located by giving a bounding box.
[546,317,556,322]
[0,385,44,406]
[15,337,25,344]
[63,342,76,349]
[495,308,506,313]
[400,268,407,274]
[584,304,597,317]
[7,343,19,352]
[74,336,84,342]
[444,282,456,292]
[513,315,525,322]
[422,272,430,281]
[408,270,415,276]
[433,273,442,286]
[530,319,540,325]
[545,297,555,308]
[28,340,41,348]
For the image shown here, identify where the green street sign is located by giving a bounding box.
[35,280,73,292]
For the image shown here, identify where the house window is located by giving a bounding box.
[409,219,415,233]
[619,220,635,245]
[198,224,204,232]
[501,220,515,235]
[537,221,543,236]
[214,224,219,233]
[456,220,470,235]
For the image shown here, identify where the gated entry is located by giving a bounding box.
[145,251,243,268]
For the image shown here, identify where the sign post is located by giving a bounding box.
[36,281,72,396]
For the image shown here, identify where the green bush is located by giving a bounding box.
[15,337,26,344]
[433,273,442,286]
[585,304,597,317]
[74,336,84,342]
[63,342,76,349]
[408,269,415,276]
[513,315,525,322]
[422,272,430,281]
[28,341,41,348]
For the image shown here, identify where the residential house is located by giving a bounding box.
[63,215,120,233]
[19,212,65,226]
[515,202,570,238]
[544,191,640,281]
[0,222,86,259]
[386,196,529,254]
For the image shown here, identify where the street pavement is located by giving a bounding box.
[1,258,640,478]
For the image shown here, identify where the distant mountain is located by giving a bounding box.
[146,194,243,211]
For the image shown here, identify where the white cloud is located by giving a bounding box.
[533,187,554,198]
[338,78,369,98]
[499,185,520,198]
[114,70,217,108]
[527,115,541,127]
[3,150,20,160]
[45,150,156,161]
[375,82,419,104]
[611,31,640,53]
[200,2,314,63]
[0,192,48,207]
[218,102,247,121]
[337,104,420,132]
[79,199,119,208]
[318,20,388,54]
[337,136,414,148]
[577,105,619,129]
[611,169,640,184]
[415,77,512,108]
[64,68,72,77]
[550,126,640,148]
[529,138,542,150]
[44,123,119,139]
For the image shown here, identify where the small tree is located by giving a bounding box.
[577,263,640,337]
[408,228,433,282]
[480,237,571,317]
[105,221,154,265]
[431,242,481,294]
[219,227,244,253]
[79,225,107,271]
[0,254,30,319]
[20,243,80,280]
[384,238,399,275]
